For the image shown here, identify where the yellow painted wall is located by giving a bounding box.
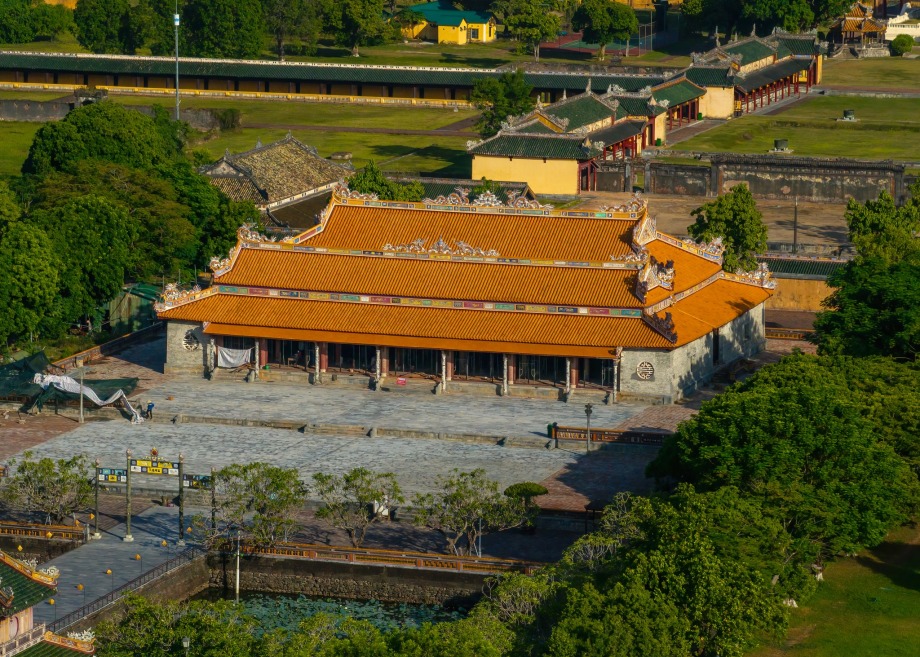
[438,24,468,44]
[765,277,831,312]
[42,0,76,7]
[699,86,734,119]
[466,21,497,43]
[472,155,579,195]
[815,55,823,83]
[401,21,429,39]
[653,113,667,144]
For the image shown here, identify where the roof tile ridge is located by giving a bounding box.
[0,550,58,587]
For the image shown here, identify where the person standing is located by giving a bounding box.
[146,400,155,420]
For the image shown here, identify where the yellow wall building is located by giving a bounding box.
[400,1,496,44]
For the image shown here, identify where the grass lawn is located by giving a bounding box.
[0,90,72,101]
[192,128,470,177]
[0,121,40,177]
[749,523,920,657]
[822,57,920,91]
[0,33,87,54]
[672,96,920,161]
[110,95,477,130]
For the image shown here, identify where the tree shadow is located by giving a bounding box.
[438,53,509,68]
[854,531,920,592]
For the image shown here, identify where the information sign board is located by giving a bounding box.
[130,459,180,476]
[183,474,212,490]
[96,467,127,483]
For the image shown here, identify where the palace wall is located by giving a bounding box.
[645,161,711,196]
[766,277,832,312]
[164,320,210,375]
[699,86,734,120]
[471,155,578,195]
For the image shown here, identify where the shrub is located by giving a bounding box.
[891,34,914,57]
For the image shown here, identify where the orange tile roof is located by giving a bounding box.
[669,279,771,345]
[160,295,671,357]
[307,204,639,261]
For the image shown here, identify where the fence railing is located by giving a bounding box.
[765,327,816,341]
[0,624,45,657]
[47,546,204,633]
[0,520,85,542]
[550,426,667,446]
[239,541,541,575]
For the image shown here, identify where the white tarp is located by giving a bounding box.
[31,374,144,423]
[217,346,253,369]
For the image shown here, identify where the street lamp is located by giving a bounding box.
[182,636,190,657]
[77,583,85,607]
[105,569,113,595]
[134,553,142,575]
[174,1,181,121]
[584,403,593,454]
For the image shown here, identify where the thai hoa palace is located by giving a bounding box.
[156,187,775,403]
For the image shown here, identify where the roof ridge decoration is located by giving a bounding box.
[0,550,58,587]
[642,309,677,343]
[44,631,96,655]
[155,283,215,312]
[722,262,777,289]
[635,255,675,304]
[382,237,500,257]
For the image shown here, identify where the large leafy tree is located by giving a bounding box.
[328,0,390,57]
[503,0,560,61]
[687,184,767,272]
[313,467,405,548]
[74,0,142,54]
[0,0,35,44]
[30,3,75,40]
[571,0,638,61]
[842,188,920,265]
[183,0,265,58]
[348,161,424,201]
[413,469,531,556]
[212,462,307,547]
[471,69,535,137]
[1,452,93,524]
[23,102,179,176]
[261,0,320,60]
[0,222,60,346]
[27,195,136,335]
[649,363,919,560]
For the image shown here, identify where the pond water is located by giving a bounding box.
[194,589,467,635]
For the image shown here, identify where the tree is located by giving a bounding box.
[413,469,531,556]
[328,0,390,57]
[348,161,424,201]
[843,189,920,264]
[27,195,136,334]
[0,179,21,232]
[470,69,535,137]
[503,482,547,526]
[0,0,35,44]
[648,366,919,560]
[813,255,920,361]
[892,33,916,56]
[1,452,93,524]
[687,184,767,272]
[74,0,138,54]
[144,0,188,57]
[261,0,320,60]
[212,462,306,547]
[571,0,638,62]
[0,223,60,346]
[742,0,814,32]
[23,101,179,176]
[30,3,75,40]
[313,468,405,548]
[183,0,265,58]
[504,0,560,61]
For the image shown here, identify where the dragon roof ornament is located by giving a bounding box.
[635,255,675,303]
[383,237,499,257]
[643,310,678,343]
[725,262,776,289]
[155,282,203,311]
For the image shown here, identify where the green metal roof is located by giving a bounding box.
[14,639,93,657]
[0,52,672,93]
[514,119,557,134]
[685,66,734,88]
[0,555,56,616]
[469,134,602,160]
[614,95,662,117]
[412,1,493,26]
[723,39,776,66]
[775,36,818,56]
[653,79,705,107]
[591,120,647,147]
[759,256,848,278]
[735,58,810,93]
[544,94,616,131]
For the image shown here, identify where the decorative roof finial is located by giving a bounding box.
[751,23,756,37]
[224,148,231,158]
[255,138,262,149]
[285,130,293,139]
[562,88,567,100]
[585,78,592,93]
[714,26,720,47]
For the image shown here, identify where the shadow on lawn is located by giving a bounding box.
[854,527,920,592]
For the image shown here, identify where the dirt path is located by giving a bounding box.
[245,123,478,137]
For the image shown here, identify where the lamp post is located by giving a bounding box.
[77,583,85,607]
[135,553,142,576]
[182,637,190,657]
[234,527,241,604]
[584,403,593,454]
[105,569,113,596]
[174,2,181,121]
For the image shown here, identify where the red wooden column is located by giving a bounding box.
[507,356,517,384]
[258,340,268,368]
[446,351,454,382]
[319,343,328,373]
[380,347,389,376]
[569,359,578,390]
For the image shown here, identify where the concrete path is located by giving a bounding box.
[31,506,186,625]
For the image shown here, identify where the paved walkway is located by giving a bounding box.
[31,506,186,625]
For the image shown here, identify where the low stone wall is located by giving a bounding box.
[207,553,486,607]
[646,161,711,196]
[0,99,218,131]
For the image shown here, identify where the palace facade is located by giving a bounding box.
[157,187,774,403]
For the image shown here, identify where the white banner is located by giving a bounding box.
[32,374,143,423]
[217,346,253,369]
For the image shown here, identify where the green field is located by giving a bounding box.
[0,90,70,101]
[193,128,470,177]
[822,58,920,91]
[750,524,920,657]
[110,96,478,130]
[673,96,920,161]
[0,122,40,177]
